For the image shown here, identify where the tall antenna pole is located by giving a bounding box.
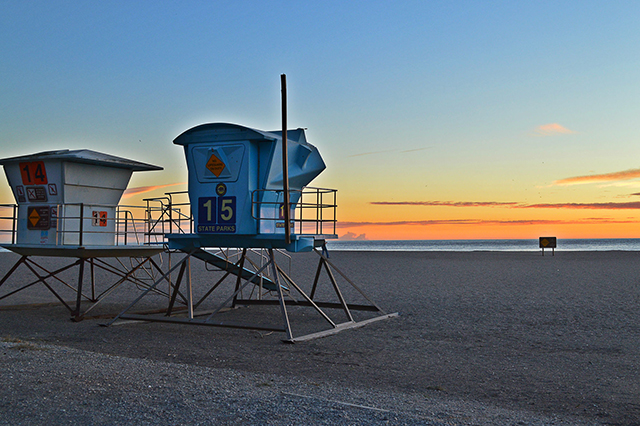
[281,74,291,245]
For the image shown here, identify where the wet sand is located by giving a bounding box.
[1,250,639,425]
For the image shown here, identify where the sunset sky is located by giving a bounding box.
[2,1,640,240]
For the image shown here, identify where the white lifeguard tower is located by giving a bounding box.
[0,149,166,320]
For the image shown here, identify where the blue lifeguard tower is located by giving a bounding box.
[168,122,333,252]
[109,122,397,342]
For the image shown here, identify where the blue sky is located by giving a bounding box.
[2,1,640,239]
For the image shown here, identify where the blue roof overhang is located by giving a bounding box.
[173,123,280,146]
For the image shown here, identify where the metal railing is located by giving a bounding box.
[251,186,337,237]
[53,203,158,246]
[0,204,17,244]
[0,202,160,247]
[0,186,336,246]
[115,204,160,246]
[143,191,192,244]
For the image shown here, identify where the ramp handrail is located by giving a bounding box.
[143,191,193,243]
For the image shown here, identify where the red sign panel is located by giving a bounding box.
[92,211,108,227]
[19,161,48,185]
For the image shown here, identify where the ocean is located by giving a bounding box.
[325,239,640,252]
[2,238,640,253]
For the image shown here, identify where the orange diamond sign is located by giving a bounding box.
[29,208,41,227]
[206,153,225,177]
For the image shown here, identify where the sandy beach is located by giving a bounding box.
[1,250,639,425]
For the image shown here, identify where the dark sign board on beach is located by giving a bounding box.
[539,237,557,248]
[539,237,557,256]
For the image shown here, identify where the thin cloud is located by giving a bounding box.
[400,147,433,154]
[338,219,562,227]
[533,123,576,136]
[372,200,640,210]
[517,202,640,210]
[554,169,640,186]
[337,217,639,228]
[348,147,432,158]
[123,182,186,198]
[337,219,487,228]
[372,201,518,207]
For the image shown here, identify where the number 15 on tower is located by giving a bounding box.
[197,196,236,233]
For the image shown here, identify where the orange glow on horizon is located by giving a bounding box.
[335,199,640,240]
[336,222,640,241]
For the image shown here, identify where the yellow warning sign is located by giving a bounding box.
[206,153,225,177]
[27,206,50,230]
[539,237,557,248]
[29,208,40,227]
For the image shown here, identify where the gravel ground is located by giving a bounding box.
[1,340,595,425]
[1,250,639,425]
